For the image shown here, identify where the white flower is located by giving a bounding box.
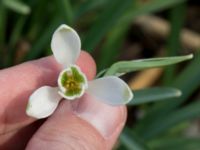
[26,24,133,119]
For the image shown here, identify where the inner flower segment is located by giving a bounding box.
[58,65,88,99]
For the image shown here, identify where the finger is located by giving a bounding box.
[0,120,44,150]
[26,94,127,150]
[0,51,96,133]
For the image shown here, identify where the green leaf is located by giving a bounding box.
[149,137,200,150]
[121,0,187,25]
[105,54,193,76]
[9,16,27,48]
[128,87,181,106]
[0,3,7,67]
[82,0,132,52]
[27,0,50,40]
[24,17,62,60]
[97,0,187,72]
[57,0,74,25]
[2,0,30,15]
[139,100,200,139]
[163,3,186,84]
[82,0,187,53]
[0,3,7,45]
[135,52,200,138]
[120,127,149,150]
[96,69,107,78]
[75,0,108,20]
[97,23,129,71]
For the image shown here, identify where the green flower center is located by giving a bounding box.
[65,80,78,89]
[58,65,87,99]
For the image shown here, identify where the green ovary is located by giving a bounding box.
[60,66,86,97]
[64,80,82,96]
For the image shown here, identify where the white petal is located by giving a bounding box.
[86,76,133,105]
[26,86,61,119]
[51,24,81,68]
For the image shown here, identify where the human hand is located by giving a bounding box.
[0,51,127,150]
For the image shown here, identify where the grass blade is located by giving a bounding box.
[2,0,30,15]
[164,3,186,84]
[96,69,107,78]
[57,0,74,25]
[82,0,132,52]
[149,137,200,150]
[120,127,149,150]
[121,0,187,24]
[152,52,200,116]
[139,100,200,139]
[135,52,200,137]
[9,16,27,47]
[0,3,7,45]
[82,0,187,52]
[0,3,7,67]
[97,24,129,71]
[75,0,108,20]
[129,87,181,106]
[24,17,62,60]
[105,54,193,76]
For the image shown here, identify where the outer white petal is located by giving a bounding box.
[86,76,133,105]
[51,24,81,68]
[26,86,61,119]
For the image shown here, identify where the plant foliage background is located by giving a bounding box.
[0,0,200,149]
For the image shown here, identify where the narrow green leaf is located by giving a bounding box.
[27,0,49,40]
[97,24,129,71]
[82,0,187,52]
[98,0,187,72]
[0,3,7,45]
[96,69,107,78]
[2,0,30,15]
[105,54,193,76]
[5,16,27,66]
[9,16,27,47]
[57,0,74,25]
[149,137,200,150]
[75,0,108,20]
[24,17,62,60]
[121,0,187,25]
[82,0,132,52]
[120,127,149,150]
[135,52,200,138]
[0,3,7,67]
[157,52,200,112]
[164,3,186,84]
[129,87,181,106]
[139,100,200,139]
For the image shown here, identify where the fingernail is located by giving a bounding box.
[73,94,126,138]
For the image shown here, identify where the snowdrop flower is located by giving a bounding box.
[26,24,133,119]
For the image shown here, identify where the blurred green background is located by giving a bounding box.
[0,0,200,149]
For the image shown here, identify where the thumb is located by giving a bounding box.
[26,94,127,150]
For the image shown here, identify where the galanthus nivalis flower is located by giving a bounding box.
[26,24,133,119]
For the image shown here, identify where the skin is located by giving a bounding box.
[0,51,127,150]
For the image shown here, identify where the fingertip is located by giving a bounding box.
[76,51,97,80]
[74,94,127,139]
